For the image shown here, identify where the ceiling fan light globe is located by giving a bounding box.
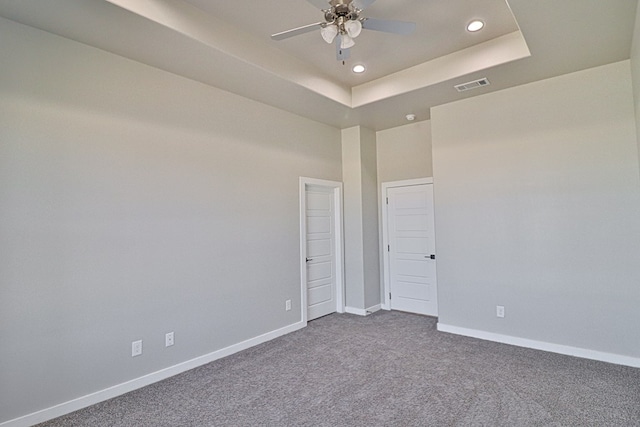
[321,24,338,44]
[340,34,356,49]
[345,19,362,38]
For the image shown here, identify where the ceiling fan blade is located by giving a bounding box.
[352,0,377,10]
[271,22,324,41]
[306,0,330,10]
[362,18,416,35]
[336,37,351,61]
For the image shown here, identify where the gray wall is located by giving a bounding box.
[633,2,640,171]
[431,60,640,359]
[342,127,366,309]
[360,127,380,309]
[341,126,380,311]
[376,120,433,183]
[0,18,341,423]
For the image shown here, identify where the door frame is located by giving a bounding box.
[299,177,345,324]
[381,177,434,311]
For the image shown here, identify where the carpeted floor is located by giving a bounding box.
[37,311,640,426]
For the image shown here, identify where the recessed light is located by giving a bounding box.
[352,64,366,73]
[467,20,484,32]
[406,114,416,121]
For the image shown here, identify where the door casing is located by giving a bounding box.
[299,177,345,323]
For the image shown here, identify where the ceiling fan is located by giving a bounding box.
[271,0,416,61]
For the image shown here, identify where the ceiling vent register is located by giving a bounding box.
[454,78,490,92]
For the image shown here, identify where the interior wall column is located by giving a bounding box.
[341,126,380,312]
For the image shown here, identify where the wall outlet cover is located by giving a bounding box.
[165,332,174,347]
[132,340,143,357]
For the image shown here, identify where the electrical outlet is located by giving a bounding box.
[285,299,292,311]
[165,332,174,347]
[132,340,143,357]
[496,305,505,318]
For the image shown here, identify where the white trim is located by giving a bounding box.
[437,323,640,369]
[345,306,367,316]
[345,304,381,316]
[383,178,434,188]
[366,304,382,314]
[299,177,345,323]
[0,321,306,427]
[380,178,434,311]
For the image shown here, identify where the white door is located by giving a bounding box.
[305,185,337,320]
[386,183,438,316]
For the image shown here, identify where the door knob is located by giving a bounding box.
[306,258,313,262]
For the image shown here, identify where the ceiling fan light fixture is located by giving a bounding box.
[344,19,362,38]
[321,24,338,43]
[340,34,356,49]
[273,0,417,62]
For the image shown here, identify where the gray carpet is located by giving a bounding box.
[37,311,640,426]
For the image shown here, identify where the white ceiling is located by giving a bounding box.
[0,0,637,131]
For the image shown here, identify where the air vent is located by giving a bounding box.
[454,78,490,92]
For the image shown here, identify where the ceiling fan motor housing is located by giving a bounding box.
[325,0,360,24]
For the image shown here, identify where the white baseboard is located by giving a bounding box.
[1,321,306,427]
[344,306,367,316]
[366,304,382,314]
[437,323,640,368]
[344,304,381,316]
